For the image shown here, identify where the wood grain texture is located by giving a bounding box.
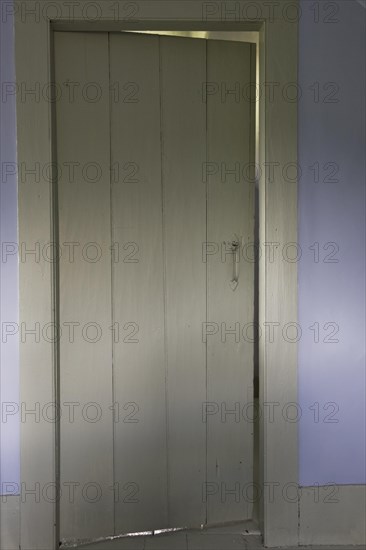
[55,31,114,543]
[206,39,254,524]
[16,12,57,550]
[159,35,208,528]
[260,18,298,546]
[55,31,255,538]
[110,32,168,533]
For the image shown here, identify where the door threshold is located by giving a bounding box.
[197,519,260,535]
[62,520,260,548]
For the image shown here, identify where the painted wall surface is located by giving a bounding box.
[298,0,366,485]
[0,0,20,495]
[0,0,365,496]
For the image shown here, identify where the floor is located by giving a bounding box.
[77,523,361,550]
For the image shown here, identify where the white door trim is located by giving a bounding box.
[14,2,298,548]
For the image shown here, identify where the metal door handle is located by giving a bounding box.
[230,240,240,291]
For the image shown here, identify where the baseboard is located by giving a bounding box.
[0,495,20,550]
[1,487,365,548]
[299,484,366,546]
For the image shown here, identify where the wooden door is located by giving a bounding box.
[55,31,255,545]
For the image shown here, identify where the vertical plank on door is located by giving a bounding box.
[110,33,168,533]
[54,32,114,543]
[160,35,207,527]
[206,40,255,524]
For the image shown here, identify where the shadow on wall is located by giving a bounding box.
[298,0,366,485]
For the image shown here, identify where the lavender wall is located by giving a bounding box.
[298,0,366,485]
[0,0,20,494]
[0,0,365,495]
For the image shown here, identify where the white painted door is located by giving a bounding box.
[54,31,255,545]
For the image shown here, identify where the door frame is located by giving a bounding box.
[14,2,298,548]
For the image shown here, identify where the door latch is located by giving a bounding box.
[223,237,241,291]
